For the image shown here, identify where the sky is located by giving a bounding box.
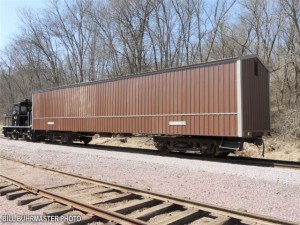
[0,0,46,50]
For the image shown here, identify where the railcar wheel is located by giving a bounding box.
[12,133,19,140]
[202,144,218,157]
[154,141,168,154]
[61,136,73,144]
[83,138,92,145]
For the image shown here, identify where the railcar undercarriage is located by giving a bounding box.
[2,125,265,157]
[153,136,246,157]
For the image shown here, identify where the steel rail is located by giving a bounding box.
[223,156,300,170]
[0,156,296,225]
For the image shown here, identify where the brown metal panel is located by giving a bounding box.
[90,85,93,118]
[208,66,213,135]
[76,86,79,117]
[118,80,121,117]
[123,79,127,130]
[133,78,138,132]
[47,92,50,118]
[229,115,236,136]
[194,68,200,115]
[219,65,224,135]
[107,81,111,117]
[106,82,110,118]
[241,58,270,136]
[204,66,209,114]
[115,81,119,118]
[73,87,77,118]
[145,75,149,116]
[233,64,237,112]
[169,72,173,116]
[114,81,118,132]
[186,69,191,116]
[161,72,166,115]
[137,79,141,130]
[143,76,148,133]
[139,77,143,116]
[143,76,149,133]
[161,72,165,115]
[181,70,187,134]
[204,66,209,134]
[188,69,193,135]
[99,80,103,117]
[134,78,138,116]
[127,79,131,130]
[109,81,113,118]
[32,57,244,137]
[119,80,123,132]
[129,78,133,116]
[165,116,169,134]
[93,84,97,117]
[229,63,236,113]
[199,67,205,113]
[67,88,70,118]
[133,79,139,118]
[173,71,178,114]
[181,70,186,114]
[142,76,147,132]
[103,82,107,116]
[165,71,170,116]
[224,64,230,113]
[213,66,219,135]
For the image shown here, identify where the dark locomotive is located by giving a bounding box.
[2,99,32,140]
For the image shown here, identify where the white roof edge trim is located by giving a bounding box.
[239,54,269,72]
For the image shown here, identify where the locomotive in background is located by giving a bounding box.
[2,99,32,140]
[2,55,270,157]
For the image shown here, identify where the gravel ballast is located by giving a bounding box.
[0,139,299,223]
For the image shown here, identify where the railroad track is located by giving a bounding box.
[0,157,296,225]
[220,156,300,170]
[0,134,299,170]
[0,135,299,170]
[70,142,300,170]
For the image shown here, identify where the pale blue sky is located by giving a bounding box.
[0,0,46,50]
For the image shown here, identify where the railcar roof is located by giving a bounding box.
[33,54,267,94]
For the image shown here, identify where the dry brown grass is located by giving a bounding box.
[91,135,156,150]
[234,137,300,162]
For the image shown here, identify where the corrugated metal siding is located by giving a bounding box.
[33,61,238,137]
[241,58,271,135]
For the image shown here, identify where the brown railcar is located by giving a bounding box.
[30,55,270,156]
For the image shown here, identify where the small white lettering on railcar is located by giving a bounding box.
[169,121,186,126]
[47,122,54,125]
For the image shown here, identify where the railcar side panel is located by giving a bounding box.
[32,61,238,137]
[241,57,270,137]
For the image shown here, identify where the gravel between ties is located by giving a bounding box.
[0,139,299,223]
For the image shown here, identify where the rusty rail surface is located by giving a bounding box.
[0,156,297,225]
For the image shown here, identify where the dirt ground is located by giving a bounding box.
[91,135,300,162]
